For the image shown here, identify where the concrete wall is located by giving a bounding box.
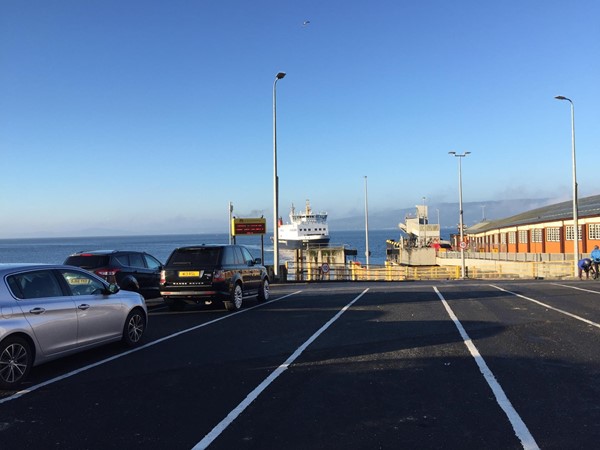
[437,256,573,279]
[395,247,438,265]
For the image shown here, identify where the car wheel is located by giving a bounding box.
[224,283,243,311]
[258,278,269,302]
[0,336,33,389]
[122,308,146,347]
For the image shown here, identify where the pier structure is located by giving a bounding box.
[386,203,444,266]
[399,204,441,248]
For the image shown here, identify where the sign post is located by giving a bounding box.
[231,218,267,263]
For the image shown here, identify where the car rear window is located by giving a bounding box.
[64,255,110,269]
[167,247,221,266]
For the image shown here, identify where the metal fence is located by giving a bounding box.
[284,263,457,281]
[283,260,574,282]
[438,251,575,262]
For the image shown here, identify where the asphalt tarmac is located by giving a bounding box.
[1,280,598,449]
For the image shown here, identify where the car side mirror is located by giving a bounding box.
[106,283,120,295]
[254,258,262,265]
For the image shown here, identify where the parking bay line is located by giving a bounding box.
[491,284,600,329]
[0,291,302,406]
[433,287,539,450]
[192,288,370,450]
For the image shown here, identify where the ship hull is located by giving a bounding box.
[278,237,330,250]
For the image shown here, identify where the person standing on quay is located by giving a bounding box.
[591,245,600,277]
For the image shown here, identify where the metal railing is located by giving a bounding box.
[283,260,574,282]
[438,251,575,262]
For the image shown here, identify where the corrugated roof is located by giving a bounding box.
[466,194,600,234]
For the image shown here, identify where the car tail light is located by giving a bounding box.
[95,269,119,277]
[213,270,226,282]
[160,270,166,285]
[94,268,120,283]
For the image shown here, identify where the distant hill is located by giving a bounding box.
[329,198,553,231]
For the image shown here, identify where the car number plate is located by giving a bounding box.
[179,271,201,277]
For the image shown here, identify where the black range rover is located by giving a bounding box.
[159,244,269,311]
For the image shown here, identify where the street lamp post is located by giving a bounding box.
[555,95,579,277]
[272,72,286,281]
[448,151,471,279]
[228,202,233,245]
[364,176,370,266]
[422,196,427,247]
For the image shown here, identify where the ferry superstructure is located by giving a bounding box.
[278,200,330,249]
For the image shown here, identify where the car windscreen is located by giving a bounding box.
[64,255,110,269]
[167,247,221,266]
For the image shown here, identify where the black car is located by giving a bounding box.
[159,244,269,311]
[64,250,163,299]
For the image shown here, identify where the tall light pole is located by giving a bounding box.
[422,196,427,247]
[555,95,579,277]
[228,202,233,244]
[273,72,286,281]
[364,176,370,266]
[448,151,470,279]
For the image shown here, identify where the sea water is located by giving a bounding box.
[0,229,403,266]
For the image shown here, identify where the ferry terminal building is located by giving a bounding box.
[462,194,600,258]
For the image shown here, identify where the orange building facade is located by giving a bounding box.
[467,219,600,255]
[462,195,600,257]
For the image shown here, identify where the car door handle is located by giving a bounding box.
[29,307,46,315]
[78,304,91,310]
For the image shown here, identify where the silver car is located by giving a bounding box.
[0,264,148,389]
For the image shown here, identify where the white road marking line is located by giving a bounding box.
[552,282,600,295]
[491,284,600,329]
[0,291,302,405]
[192,288,370,450]
[433,287,539,450]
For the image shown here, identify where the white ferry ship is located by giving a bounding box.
[278,200,330,249]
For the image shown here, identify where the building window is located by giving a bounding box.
[589,224,600,240]
[547,227,561,242]
[508,231,516,244]
[566,225,582,240]
[501,233,507,244]
[531,229,542,243]
[518,230,528,244]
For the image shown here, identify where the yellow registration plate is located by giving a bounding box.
[179,271,201,277]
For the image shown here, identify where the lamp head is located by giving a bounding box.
[276,72,286,80]
[555,95,572,103]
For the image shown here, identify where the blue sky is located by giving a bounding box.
[1,1,599,237]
